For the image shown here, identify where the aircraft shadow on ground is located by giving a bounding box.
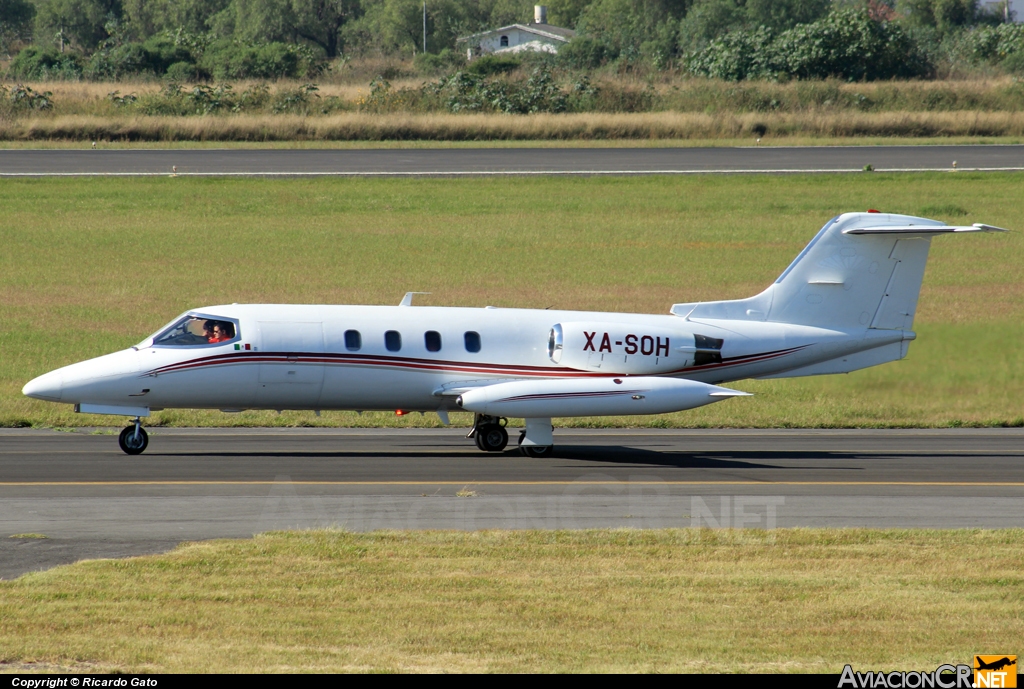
[550,447,867,470]
[147,447,878,471]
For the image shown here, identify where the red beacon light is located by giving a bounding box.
[867,209,881,213]
[395,409,407,416]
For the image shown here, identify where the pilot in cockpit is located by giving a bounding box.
[206,321,233,344]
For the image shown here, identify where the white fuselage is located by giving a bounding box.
[24,302,904,415]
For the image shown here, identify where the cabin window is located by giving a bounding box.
[385,330,402,352]
[151,315,238,347]
[425,331,442,352]
[500,35,509,47]
[464,331,481,353]
[344,329,361,351]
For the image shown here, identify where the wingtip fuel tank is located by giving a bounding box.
[456,376,749,418]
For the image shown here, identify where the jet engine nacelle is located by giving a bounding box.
[548,321,724,374]
[456,376,748,418]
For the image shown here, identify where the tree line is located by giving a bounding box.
[0,0,1021,81]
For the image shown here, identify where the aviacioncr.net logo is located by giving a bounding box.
[839,664,973,688]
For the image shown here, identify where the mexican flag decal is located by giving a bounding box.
[234,343,252,351]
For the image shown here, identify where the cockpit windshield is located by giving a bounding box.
[150,315,238,347]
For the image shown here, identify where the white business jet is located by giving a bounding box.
[23,212,1005,456]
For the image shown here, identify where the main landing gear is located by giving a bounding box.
[118,417,149,455]
[469,414,509,452]
[469,414,554,456]
[518,432,553,457]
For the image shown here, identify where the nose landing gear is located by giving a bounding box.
[118,417,149,455]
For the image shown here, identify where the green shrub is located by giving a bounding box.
[164,61,202,82]
[1002,52,1024,75]
[963,23,1024,63]
[3,83,53,109]
[773,11,931,81]
[77,35,200,81]
[132,81,277,115]
[84,43,155,80]
[141,36,195,73]
[688,10,932,81]
[423,66,568,114]
[557,36,613,69]
[414,48,467,74]
[687,26,776,81]
[272,83,319,113]
[197,40,326,81]
[135,82,191,116]
[7,46,82,80]
[414,52,445,73]
[466,54,520,76]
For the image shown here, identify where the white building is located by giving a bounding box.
[458,6,576,59]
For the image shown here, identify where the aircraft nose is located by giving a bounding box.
[22,371,63,402]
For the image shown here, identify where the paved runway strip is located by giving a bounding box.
[2,145,1023,176]
[2,427,1023,579]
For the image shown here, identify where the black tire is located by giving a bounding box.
[477,424,508,452]
[520,444,553,458]
[118,426,148,455]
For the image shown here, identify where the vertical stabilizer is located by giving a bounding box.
[671,213,1005,332]
[765,213,939,331]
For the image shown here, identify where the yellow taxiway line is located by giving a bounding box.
[2,481,1024,487]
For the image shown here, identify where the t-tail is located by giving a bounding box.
[671,212,1007,377]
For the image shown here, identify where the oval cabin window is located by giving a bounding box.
[344,329,361,351]
[384,330,402,352]
[464,331,481,353]
[424,331,442,352]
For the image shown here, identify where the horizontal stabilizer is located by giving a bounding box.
[844,223,1009,235]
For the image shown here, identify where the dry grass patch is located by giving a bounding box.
[5,110,1024,141]
[1,136,1023,149]
[0,529,1021,672]
[3,76,1024,141]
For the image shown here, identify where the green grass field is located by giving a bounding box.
[1,173,1021,428]
[2,529,1021,672]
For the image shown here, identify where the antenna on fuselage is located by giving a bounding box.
[399,291,431,306]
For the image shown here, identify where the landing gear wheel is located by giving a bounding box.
[118,426,148,455]
[517,431,553,457]
[476,424,508,452]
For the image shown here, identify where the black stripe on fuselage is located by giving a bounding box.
[142,345,810,379]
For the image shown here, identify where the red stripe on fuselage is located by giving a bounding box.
[499,390,646,402]
[141,345,809,379]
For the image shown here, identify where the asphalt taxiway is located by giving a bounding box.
[2,427,1023,579]
[2,145,1023,176]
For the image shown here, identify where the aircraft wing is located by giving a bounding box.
[432,379,528,397]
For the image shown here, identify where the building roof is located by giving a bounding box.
[457,22,576,44]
